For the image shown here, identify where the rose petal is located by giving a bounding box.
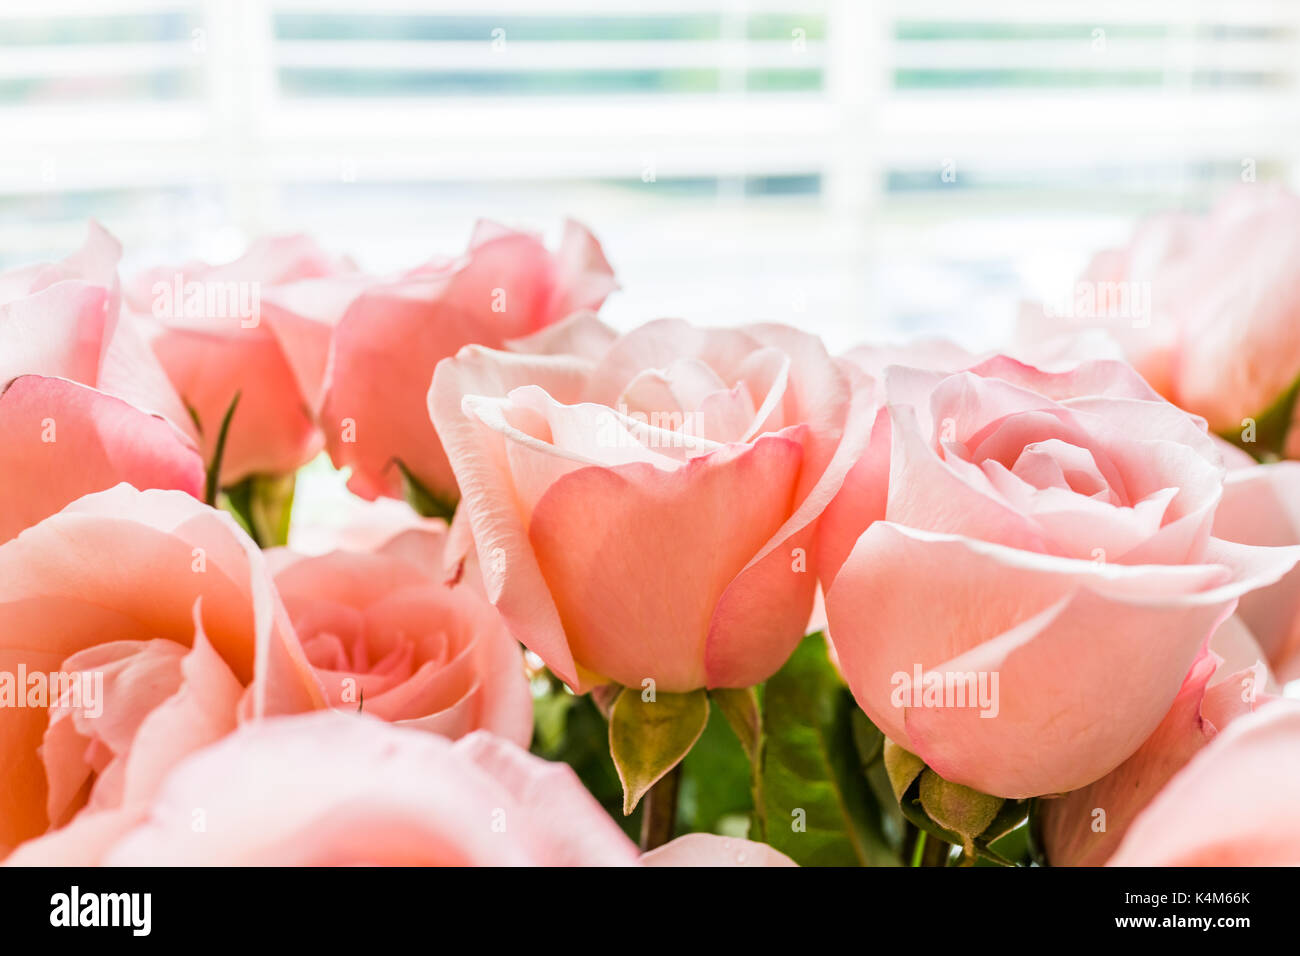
[0,376,204,543]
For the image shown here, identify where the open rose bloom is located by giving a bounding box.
[822,357,1300,798]
[265,514,534,745]
[430,315,872,692]
[6,192,1300,874]
[39,712,790,867]
[0,486,321,861]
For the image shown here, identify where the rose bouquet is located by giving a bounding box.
[3,194,1300,869]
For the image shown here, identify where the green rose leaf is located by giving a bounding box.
[851,708,885,767]
[608,687,709,815]
[758,633,897,866]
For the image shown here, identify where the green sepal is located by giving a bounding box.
[885,740,1029,865]
[608,687,709,815]
[709,686,760,765]
[202,391,241,507]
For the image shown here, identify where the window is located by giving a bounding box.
[4,0,1299,349]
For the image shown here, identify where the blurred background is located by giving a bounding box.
[3,0,1300,352]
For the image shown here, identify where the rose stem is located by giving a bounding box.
[638,764,682,852]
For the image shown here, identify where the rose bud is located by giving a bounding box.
[323,220,616,512]
[0,223,203,542]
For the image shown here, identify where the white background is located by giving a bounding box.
[3,0,1299,352]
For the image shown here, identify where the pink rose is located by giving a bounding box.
[842,332,1126,384]
[124,235,359,485]
[266,516,533,746]
[25,711,791,866]
[429,314,873,692]
[822,355,1300,798]
[817,334,1126,586]
[640,832,798,867]
[0,485,322,861]
[0,225,204,541]
[1020,186,1300,454]
[1039,616,1273,865]
[323,220,616,507]
[1106,699,1300,866]
[1211,462,1300,682]
[0,222,196,431]
[99,715,635,865]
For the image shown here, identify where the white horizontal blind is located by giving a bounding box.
[0,1,208,260]
[879,0,1300,211]
[259,1,831,192]
[0,1,837,254]
[2,0,1299,342]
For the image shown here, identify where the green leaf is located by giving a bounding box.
[759,633,898,866]
[395,458,457,520]
[866,761,907,848]
[608,687,709,815]
[851,708,884,767]
[857,718,904,848]
[204,391,241,506]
